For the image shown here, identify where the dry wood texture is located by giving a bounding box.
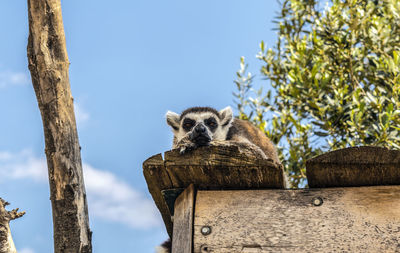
[194,186,400,253]
[143,154,174,236]
[143,145,286,236]
[171,184,195,253]
[0,198,25,253]
[307,146,400,187]
[27,1,92,252]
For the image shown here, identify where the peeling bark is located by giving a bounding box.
[27,0,92,252]
[0,198,25,253]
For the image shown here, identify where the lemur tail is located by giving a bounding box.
[155,238,171,253]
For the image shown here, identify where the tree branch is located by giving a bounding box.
[0,198,25,253]
[27,1,92,252]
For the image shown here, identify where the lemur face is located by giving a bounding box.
[166,107,233,147]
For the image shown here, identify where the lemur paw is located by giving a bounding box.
[176,142,197,154]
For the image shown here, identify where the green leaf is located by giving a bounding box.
[260,40,265,52]
[233,0,400,188]
[387,103,393,114]
[315,131,329,137]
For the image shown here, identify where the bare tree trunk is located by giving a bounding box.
[26,1,92,252]
[0,198,25,253]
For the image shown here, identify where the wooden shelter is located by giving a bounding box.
[143,146,400,253]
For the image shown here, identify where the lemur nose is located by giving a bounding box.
[195,124,206,133]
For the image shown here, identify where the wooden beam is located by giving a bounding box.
[172,184,195,253]
[193,186,400,253]
[306,146,400,187]
[143,145,286,235]
[164,145,285,189]
[143,154,174,236]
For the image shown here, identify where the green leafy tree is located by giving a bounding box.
[234,0,400,188]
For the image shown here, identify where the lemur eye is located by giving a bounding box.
[205,117,217,128]
[182,118,195,131]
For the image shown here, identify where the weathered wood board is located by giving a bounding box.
[163,146,285,190]
[143,153,174,235]
[307,146,400,187]
[143,145,285,236]
[172,184,195,253]
[194,186,400,253]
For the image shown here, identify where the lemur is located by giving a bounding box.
[165,106,280,163]
[157,106,281,253]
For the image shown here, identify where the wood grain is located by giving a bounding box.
[143,154,174,236]
[193,186,400,253]
[172,184,195,253]
[143,145,286,235]
[27,1,92,252]
[164,146,285,190]
[306,146,400,187]
[0,198,25,253]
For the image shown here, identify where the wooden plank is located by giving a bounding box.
[172,184,195,253]
[164,145,286,189]
[306,146,400,187]
[143,153,174,236]
[143,145,286,235]
[193,186,400,253]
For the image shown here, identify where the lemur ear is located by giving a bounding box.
[219,106,233,126]
[166,111,180,131]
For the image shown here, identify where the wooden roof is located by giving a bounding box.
[143,145,400,236]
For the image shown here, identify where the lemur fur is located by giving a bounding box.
[158,106,281,253]
[166,106,280,163]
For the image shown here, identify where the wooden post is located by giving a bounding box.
[171,184,195,253]
[193,186,400,252]
[0,198,25,253]
[27,1,92,252]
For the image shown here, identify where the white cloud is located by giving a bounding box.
[18,247,35,253]
[0,150,47,182]
[0,70,30,88]
[83,164,162,229]
[0,150,162,229]
[74,103,90,125]
[0,151,13,160]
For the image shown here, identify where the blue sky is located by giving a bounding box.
[0,1,279,252]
